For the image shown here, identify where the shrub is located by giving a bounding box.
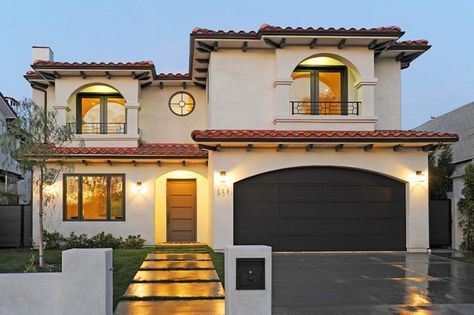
[122,234,145,249]
[90,232,123,249]
[44,231,64,250]
[63,232,92,249]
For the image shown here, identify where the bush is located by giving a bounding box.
[43,231,145,250]
[122,234,146,249]
[44,231,64,250]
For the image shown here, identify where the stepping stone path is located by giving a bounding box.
[115,246,225,314]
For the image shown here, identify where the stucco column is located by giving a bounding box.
[53,104,68,127]
[354,79,377,117]
[406,181,430,252]
[273,78,292,117]
[125,102,140,136]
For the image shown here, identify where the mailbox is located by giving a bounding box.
[236,258,265,290]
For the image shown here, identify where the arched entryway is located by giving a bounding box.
[234,166,406,251]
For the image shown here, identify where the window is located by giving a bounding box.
[64,174,125,221]
[0,173,19,205]
[76,93,126,134]
[291,66,347,115]
[169,91,195,116]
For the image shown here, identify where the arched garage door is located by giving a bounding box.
[234,167,406,251]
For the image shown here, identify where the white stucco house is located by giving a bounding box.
[24,25,457,253]
[416,102,474,250]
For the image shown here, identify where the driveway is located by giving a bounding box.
[273,252,474,314]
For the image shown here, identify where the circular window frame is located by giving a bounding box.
[168,91,196,117]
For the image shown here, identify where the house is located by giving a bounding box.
[0,92,31,205]
[416,102,474,249]
[24,25,458,253]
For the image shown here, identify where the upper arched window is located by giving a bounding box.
[73,85,126,134]
[290,57,358,116]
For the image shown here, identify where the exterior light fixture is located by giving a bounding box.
[415,171,426,182]
[219,171,227,183]
[217,171,229,197]
[135,181,142,192]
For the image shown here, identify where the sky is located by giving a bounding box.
[1,0,473,129]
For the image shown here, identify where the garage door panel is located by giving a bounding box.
[363,186,405,202]
[279,219,322,235]
[234,202,279,218]
[279,203,324,218]
[234,167,406,251]
[235,184,279,202]
[322,235,363,250]
[279,185,321,201]
[234,219,279,235]
[321,203,363,218]
[279,236,323,251]
[322,186,362,202]
[322,219,362,234]
[363,219,405,235]
[363,202,405,218]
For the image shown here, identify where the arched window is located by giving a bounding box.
[73,85,126,134]
[290,57,358,116]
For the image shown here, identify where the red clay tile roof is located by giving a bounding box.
[192,24,403,36]
[191,130,458,143]
[47,143,207,159]
[156,73,191,79]
[24,71,40,77]
[392,40,430,47]
[32,60,155,68]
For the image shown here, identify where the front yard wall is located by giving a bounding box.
[32,163,209,245]
[209,148,429,252]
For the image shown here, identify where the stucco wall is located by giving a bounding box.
[209,148,429,252]
[375,58,401,129]
[32,163,209,245]
[139,85,206,143]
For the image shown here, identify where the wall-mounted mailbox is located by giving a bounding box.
[236,258,265,290]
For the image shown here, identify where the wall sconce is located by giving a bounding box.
[219,171,228,183]
[415,171,426,182]
[135,181,142,192]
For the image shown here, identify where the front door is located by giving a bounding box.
[166,179,197,242]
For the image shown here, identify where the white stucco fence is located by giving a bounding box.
[0,249,112,315]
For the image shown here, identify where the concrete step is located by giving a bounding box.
[115,300,224,315]
[133,270,220,282]
[123,282,225,299]
[146,253,211,261]
[140,260,215,270]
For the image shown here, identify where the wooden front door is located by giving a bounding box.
[167,179,197,242]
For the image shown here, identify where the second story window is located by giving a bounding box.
[290,57,359,116]
[76,93,126,134]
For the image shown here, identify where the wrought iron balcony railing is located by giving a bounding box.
[68,122,127,135]
[290,101,361,116]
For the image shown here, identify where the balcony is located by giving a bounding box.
[290,101,361,116]
[68,122,127,135]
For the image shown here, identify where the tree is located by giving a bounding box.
[0,99,75,267]
[429,146,455,200]
[458,163,474,251]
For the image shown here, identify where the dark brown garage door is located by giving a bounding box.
[234,167,406,251]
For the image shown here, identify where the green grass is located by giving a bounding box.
[0,248,153,310]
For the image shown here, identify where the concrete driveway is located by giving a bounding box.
[273,252,474,314]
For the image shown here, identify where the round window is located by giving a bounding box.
[168,91,195,116]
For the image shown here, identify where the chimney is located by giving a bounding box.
[32,46,54,63]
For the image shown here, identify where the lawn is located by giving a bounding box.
[0,245,224,309]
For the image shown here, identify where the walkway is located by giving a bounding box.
[115,246,225,314]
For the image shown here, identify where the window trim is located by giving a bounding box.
[168,91,196,116]
[63,173,126,222]
[76,93,126,134]
[293,66,348,115]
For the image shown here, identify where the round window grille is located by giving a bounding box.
[168,91,195,116]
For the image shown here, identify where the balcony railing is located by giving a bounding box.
[290,101,361,116]
[68,122,127,135]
